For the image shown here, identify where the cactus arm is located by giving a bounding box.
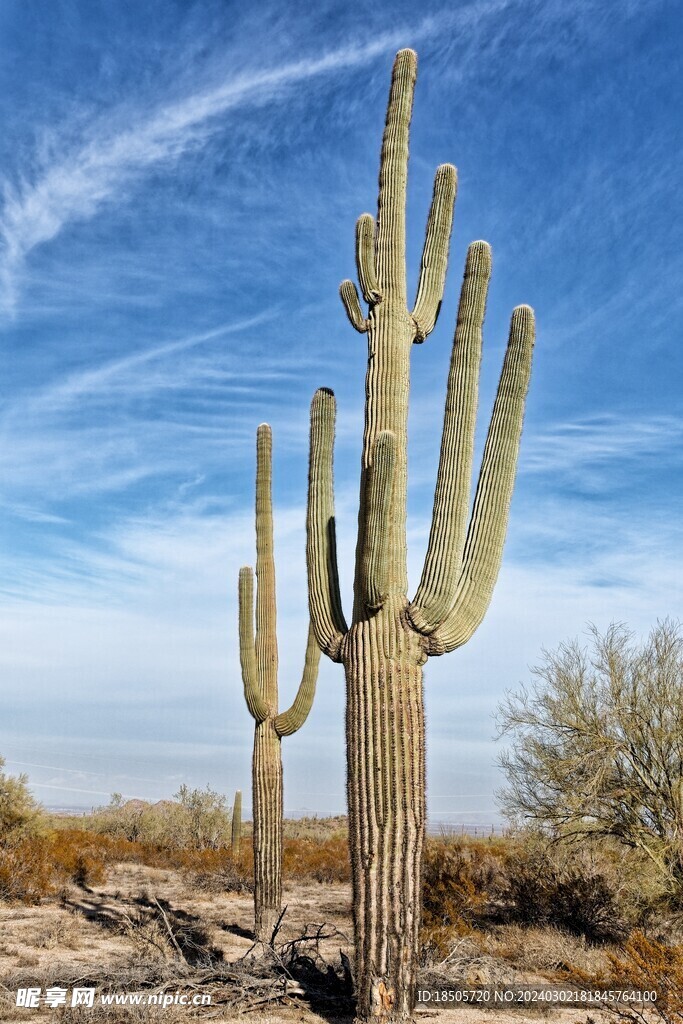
[238,566,270,723]
[356,214,380,303]
[359,431,396,611]
[428,305,535,655]
[274,624,321,736]
[307,388,348,661]
[340,280,369,333]
[375,48,416,300]
[410,164,457,342]
[255,424,278,706]
[408,242,492,635]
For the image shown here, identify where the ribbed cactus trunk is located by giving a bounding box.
[231,789,242,858]
[239,425,320,944]
[252,721,282,939]
[307,49,535,1021]
[345,616,426,1018]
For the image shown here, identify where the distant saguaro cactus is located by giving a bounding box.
[231,789,242,857]
[239,424,320,943]
[306,49,535,1021]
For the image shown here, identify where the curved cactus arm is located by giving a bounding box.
[375,48,416,300]
[427,305,535,656]
[238,566,270,723]
[274,624,321,737]
[340,280,369,333]
[306,388,348,661]
[359,430,396,611]
[408,242,492,636]
[356,213,380,303]
[411,163,457,343]
[255,424,278,705]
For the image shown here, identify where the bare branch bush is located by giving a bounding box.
[497,620,683,898]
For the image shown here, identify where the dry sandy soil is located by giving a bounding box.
[0,863,616,1023]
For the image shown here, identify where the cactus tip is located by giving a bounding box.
[395,47,417,64]
[510,304,536,348]
[465,240,492,275]
[437,162,457,182]
[513,303,535,326]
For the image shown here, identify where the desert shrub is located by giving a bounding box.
[176,846,252,893]
[504,842,627,943]
[172,784,233,849]
[0,830,149,903]
[187,859,253,894]
[421,836,510,959]
[283,836,351,883]
[605,932,683,1022]
[48,830,108,888]
[184,835,350,889]
[0,755,45,841]
[569,932,683,1023]
[87,787,233,850]
[0,840,53,903]
[498,621,683,897]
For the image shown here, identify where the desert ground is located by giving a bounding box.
[0,854,624,1024]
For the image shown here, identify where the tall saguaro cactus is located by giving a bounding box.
[239,424,321,943]
[231,789,242,858]
[306,50,535,1021]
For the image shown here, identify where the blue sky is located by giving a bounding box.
[0,0,681,820]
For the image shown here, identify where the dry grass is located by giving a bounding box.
[31,918,81,951]
[483,922,612,978]
[3,823,682,1024]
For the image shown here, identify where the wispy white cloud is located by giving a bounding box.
[0,0,653,317]
[17,311,277,413]
[522,413,683,478]
[0,310,324,502]
[0,17,454,316]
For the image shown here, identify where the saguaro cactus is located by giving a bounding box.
[239,424,320,942]
[306,49,535,1021]
[231,789,242,857]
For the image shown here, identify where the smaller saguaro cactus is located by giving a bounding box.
[239,424,321,943]
[231,789,242,857]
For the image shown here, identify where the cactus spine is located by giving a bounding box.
[239,424,320,943]
[231,789,242,857]
[306,49,535,1021]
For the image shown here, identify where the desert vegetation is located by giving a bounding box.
[3,617,676,1022]
[305,46,534,1021]
[3,779,683,1021]
[498,619,683,898]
